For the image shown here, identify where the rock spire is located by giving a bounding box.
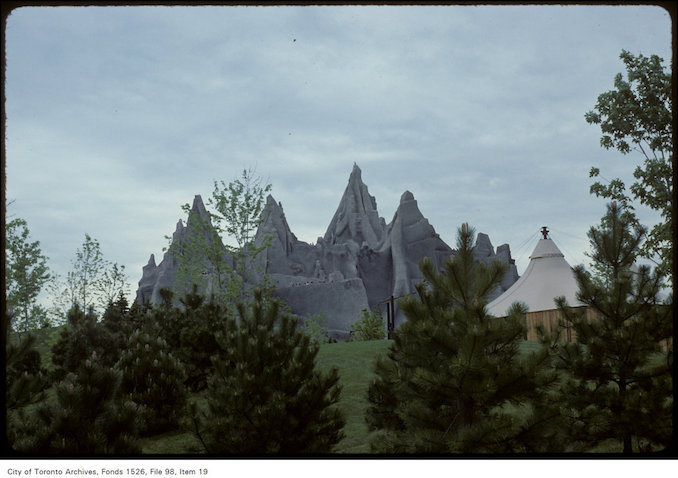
[136,165,519,339]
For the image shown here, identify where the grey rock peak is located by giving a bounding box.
[136,193,230,306]
[137,163,519,337]
[384,188,453,309]
[389,190,437,240]
[186,194,211,228]
[323,163,386,248]
[472,232,520,300]
[136,253,159,305]
[255,194,298,256]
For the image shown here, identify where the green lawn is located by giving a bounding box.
[11,329,634,454]
[315,339,391,453]
[139,339,391,454]
[140,339,548,454]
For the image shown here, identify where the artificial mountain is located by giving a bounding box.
[136,163,519,339]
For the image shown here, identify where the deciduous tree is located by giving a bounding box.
[585,50,673,280]
[65,234,127,314]
[165,168,273,308]
[5,218,51,335]
[208,167,273,298]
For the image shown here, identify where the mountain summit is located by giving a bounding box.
[137,165,518,339]
[323,163,386,248]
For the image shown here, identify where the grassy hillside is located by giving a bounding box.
[140,339,391,454]
[14,328,630,454]
[315,339,391,453]
[10,331,550,454]
[141,339,546,454]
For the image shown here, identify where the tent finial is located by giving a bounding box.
[541,226,550,240]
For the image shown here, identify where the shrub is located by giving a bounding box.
[50,305,118,381]
[13,351,140,454]
[352,308,385,341]
[301,312,330,344]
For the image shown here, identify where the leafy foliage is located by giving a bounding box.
[165,168,273,308]
[5,218,51,335]
[366,224,559,454]
[585,50,673,279]
[191,289,345,455]
[166,199,238,306]
[209,167,272,251]
[208,167,273,298]
[66,234,106,312]
[301,312,331,344]
[352,308,386,341]
[57,234,129,317]
[97,262,129,311]
[550,202,673,453]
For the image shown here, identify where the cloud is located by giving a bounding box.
[5,4,672,303]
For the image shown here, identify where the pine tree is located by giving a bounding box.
[117,321,188,436]
[6,331,50,452]
[5,332,47,409]
[191,289,345,455]
[552,202,673,453]
[101,291,134,362]
[51,304,118,381]
[12,351,140,455]
[175,286,224,391]
[366,224,558,454]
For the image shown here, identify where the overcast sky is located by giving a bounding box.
[4,4,673,303]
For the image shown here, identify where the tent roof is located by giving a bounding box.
[486,236,584,317]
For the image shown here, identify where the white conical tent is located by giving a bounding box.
[486,235,584,318]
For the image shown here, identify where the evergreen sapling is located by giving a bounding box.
[551,202,673,453]
[191,289,345,455]
[366,224,558,453]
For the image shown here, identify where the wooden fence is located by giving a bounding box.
[524,306,673,351]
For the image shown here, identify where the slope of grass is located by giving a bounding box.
[15,330,645,454]
[138,338,392,454]
[139,339,555,454]
[315,339,392,454]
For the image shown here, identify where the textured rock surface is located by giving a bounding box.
[472,233,520,301]
[323,163,386,249]
[137,164,519,336]
[136,254,158,305]
[136,195,231,306]
[377,190,454,325]
[270,275,370,341]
